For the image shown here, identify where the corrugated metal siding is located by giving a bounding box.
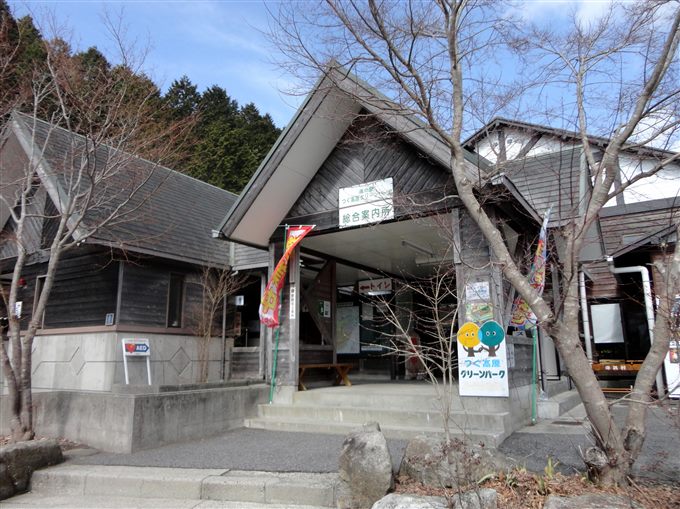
[286,119,453,221]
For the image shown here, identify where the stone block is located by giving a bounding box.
[0,439,63,500]
[543,493,643,509]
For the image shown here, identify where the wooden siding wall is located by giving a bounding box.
[231,348,260,378]
[232,243,269,270]
[6,247,118,328]
[285,118,454,229]
[119,260,206,329]
[119,263,170,327]
[588,207,676,299]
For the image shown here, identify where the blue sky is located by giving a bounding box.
[9,1,302,128]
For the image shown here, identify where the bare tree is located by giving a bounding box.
[0,19,190,441]
[270,0,680,483]
[192,266,247,384]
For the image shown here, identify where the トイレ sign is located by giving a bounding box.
[358,278,393,295]
[339,178,393,228]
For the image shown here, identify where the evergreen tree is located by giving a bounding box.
[164,75,200,120]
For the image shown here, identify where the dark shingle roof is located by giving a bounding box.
[500,146,583,226]
[11,112,236,267]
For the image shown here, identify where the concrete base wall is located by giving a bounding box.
[0,384,268,453]
[3,331,233,392]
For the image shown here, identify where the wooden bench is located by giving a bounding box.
[298,363,353,391]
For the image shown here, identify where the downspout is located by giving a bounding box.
[579,271,593,362]
[606,256,665,396]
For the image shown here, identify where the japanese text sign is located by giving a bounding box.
[456,321,509,397]
[339,178,393,228]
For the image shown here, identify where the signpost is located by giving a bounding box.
[121,338,152,385]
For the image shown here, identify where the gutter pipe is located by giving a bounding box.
[606,257,665,397]
[579,271,593,362]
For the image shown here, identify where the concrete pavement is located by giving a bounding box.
[1,465,338,509]
[1,398,677,508]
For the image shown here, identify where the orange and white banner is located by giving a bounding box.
[259,225,314,328]
[510,208,551,328]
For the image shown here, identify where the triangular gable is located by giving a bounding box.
[284,117,454,229]
[218,66,488,248]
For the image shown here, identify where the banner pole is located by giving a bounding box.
[268,225,289,405]
[531,324,538,424]
[269,325,281,404]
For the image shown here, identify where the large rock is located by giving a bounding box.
[337,423,394,509]
[0,439,63,500]
[399,435,512,488]
[371,489,497,509]
[543,493,644,509]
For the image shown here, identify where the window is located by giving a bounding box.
[167,273,184,328]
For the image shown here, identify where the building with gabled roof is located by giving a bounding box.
[0,111,268,392]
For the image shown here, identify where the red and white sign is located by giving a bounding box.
[122,338,150,356]
[358,278,392,295]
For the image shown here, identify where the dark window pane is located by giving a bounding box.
[167,274,184,328]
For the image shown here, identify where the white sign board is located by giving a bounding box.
[665,340,680,398]
[591,304,624,344]
[465,281,490,302]
[457,321,509,397]
[358,278,392,295]
[121,338,152,385]
[339,178,393,228]
[289,286,297,320]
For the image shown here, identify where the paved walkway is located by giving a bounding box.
[68,401,679,482]
[499,402,680,482]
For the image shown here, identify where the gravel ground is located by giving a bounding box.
[72,428,409,473]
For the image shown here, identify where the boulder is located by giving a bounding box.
[399,435,512,488]
[371,489,497,509]
[337,423,394,509]
[0,439,63,500]
[543,493,644,509]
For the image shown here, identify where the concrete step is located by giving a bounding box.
[259,403,511,433]
[245,416,506,446]
[0,493,328,509]
[537,389,583,420]
[291,384,506,413]
[24,464,338,507]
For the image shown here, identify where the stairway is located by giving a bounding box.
[0,464,338,508]
[246,383,513,446]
